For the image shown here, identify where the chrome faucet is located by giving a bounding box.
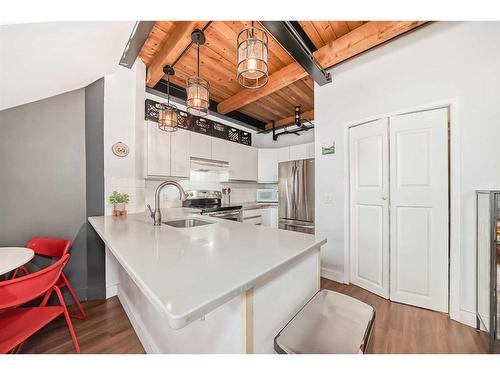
[147,180,186,226]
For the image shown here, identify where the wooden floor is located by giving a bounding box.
[21,296,145,354]
[322,279,489,354]
[21,278,488,354]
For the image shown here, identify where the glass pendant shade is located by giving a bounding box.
[158,103,178,132]
[186,76,210,117]
[158,65,178,132]
[237,25,269,88]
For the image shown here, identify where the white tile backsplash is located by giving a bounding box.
[105,171,277,215]
[105,176,146,215]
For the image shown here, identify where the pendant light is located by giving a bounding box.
[158,65,178,132]
[186,29,210,117]
[237,21,269,89]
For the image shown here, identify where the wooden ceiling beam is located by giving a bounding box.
[146,21,200,88]
[217,21,426,116]
[217,62,308,114]
[313,21,427,69]
[265,110,314,131]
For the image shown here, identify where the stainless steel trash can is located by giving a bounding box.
[274,289,375,354]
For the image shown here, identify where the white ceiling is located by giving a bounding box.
[0,22,136,111]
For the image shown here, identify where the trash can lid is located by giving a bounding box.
[274,289,375,354]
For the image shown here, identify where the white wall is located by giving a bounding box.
[103,60,146,215]
[315,22,500,323]
[0,22,135,111]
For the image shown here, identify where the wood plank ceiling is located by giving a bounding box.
[139,21,426,130]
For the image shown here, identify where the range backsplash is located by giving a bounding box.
[104,171,276,215]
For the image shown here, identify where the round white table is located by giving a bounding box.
[0,247,35,276]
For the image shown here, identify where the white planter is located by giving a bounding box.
[113,202,127,215]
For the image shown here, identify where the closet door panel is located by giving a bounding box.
[349,118,390,299]
[389,108,449,313]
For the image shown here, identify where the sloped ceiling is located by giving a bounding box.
[0,22,136,111]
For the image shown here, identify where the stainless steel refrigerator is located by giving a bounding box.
[278,159,315,234]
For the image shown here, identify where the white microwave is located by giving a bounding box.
[256,188,278,203]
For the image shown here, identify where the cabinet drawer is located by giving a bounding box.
[243,208,263,218]
[243,215,263,225]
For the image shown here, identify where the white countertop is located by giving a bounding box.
[88,210,325,329]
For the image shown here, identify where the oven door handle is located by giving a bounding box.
[207,211,239,217]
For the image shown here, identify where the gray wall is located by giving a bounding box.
[85,79,105,299]
[0,84,105,300]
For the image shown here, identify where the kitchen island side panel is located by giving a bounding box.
[105,245,321,353]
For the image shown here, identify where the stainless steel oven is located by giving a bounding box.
[183,190,243,222]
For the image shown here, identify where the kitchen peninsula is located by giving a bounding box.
[89,210,326,354]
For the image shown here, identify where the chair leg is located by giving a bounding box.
[10,265,29,279]
[53,286,80,354]
[60,272,86,320]
[40,289,52,307]
[13,342,25,354]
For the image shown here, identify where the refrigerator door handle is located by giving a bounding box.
[292,163,297,216]
[293,162,299,217]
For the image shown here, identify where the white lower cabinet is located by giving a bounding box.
[267,206,278,228]
[258,148,279,183]
[242,209,263,225]
[243,207,278,228]
[228,142,257,181]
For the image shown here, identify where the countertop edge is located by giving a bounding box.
[88,216,326,330]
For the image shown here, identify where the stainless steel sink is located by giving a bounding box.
[163,218,214,228]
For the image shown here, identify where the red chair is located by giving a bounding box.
[12,237,86,320]
[0,254,80,353]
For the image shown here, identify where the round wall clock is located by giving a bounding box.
[112,142,129,157]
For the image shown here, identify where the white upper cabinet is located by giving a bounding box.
[229,142,258,181]
[306,142,315,159]
[212,137,230,162]
[170,129,190,178]
[278,147,290,162]
[258,148,279,183]
[289,143,308,161]
[189,132,212,160]
[146,122,171,177]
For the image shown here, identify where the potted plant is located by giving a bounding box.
[109,191,129,216]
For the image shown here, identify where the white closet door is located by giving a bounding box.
[349,118,390,298]
[389,108,448,312]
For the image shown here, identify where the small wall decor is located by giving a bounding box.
[321,142,335,155]
[112,142,129,157]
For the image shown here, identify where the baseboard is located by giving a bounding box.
[321,267,347,284]
[458,308,479,329]
[106,285,118,299]
[117,288,159,354]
